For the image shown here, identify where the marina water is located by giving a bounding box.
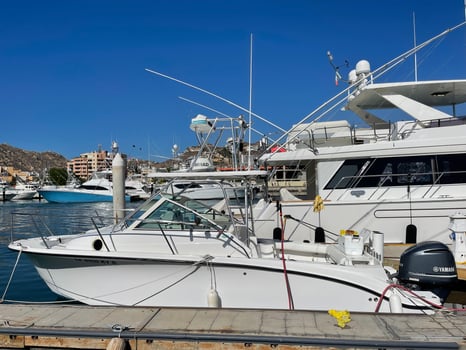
[0,200,140,304]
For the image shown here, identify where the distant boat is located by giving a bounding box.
[11,182,38,200]
[38,170,133,203]
[0,181,16,201]
[125,174,151,200]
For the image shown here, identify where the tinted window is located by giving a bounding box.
[325,156,434,189]
[437,154,466,184]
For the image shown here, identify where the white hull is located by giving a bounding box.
[23,246,431,312]
[11,190,38,200]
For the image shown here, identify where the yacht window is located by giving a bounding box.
[437,154,466,184]
[79,185,109,191]
[325,156,434,189]
[396,158,432,185]
[325,159,370,189]
[173,183,202,189]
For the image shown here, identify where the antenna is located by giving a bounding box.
[327,51,348,85]
[248,33,253,169]
[413,12,418,81]
[145,68,286,134]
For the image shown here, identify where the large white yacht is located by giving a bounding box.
[255,23,466,256]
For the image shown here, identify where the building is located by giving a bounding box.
[67,149,111,180]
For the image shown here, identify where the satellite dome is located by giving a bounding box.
[190,114,212,133]
[348,69,357,84]
[355,60,371,75]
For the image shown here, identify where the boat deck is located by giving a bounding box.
[0,304,464,349]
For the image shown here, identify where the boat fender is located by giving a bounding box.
[207,288,221,307]
[389,293,402,313]
[106,337,128,350]
[315,227,325,243]
[273,227,282,240]
[405,224,417,244]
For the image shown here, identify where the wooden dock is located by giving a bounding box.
[0,304,464,349]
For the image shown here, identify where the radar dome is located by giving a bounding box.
[190,114,212,133]
[348,69,357,84]
[355,60,371,75]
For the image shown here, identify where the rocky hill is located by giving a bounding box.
[0,144,68,173]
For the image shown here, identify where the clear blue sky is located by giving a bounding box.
[1,0,465,161]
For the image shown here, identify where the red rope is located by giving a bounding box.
[374,283,466,313]
[279,203,294,310]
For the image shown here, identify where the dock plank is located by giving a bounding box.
[0,304,463,349]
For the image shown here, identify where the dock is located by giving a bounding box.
[0,304,464,349]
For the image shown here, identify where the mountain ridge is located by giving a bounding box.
[0,143,68,174]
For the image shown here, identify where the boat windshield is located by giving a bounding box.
[126,194,231,231]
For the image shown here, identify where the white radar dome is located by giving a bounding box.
[190,114,212,133]
[348,69,357,84]
[355,60,371,75]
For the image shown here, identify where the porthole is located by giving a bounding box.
[93,239,103,251]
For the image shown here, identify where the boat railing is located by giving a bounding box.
[8,210,114,247]
[287,115,466,151]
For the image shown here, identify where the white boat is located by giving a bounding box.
[7,173,458,313]
[156,178,248,207]
[255,21,466,256]
[125,174,151,201]
[0,181,16,201]
[10,181,38,200]
[38,170,133,203]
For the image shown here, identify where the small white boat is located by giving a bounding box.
[125,175,151,200]
[10,182,38,200]
[8,174,457,313]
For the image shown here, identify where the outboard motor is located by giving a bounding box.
[397,241,457,303]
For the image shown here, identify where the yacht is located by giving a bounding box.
[256,22,466,257]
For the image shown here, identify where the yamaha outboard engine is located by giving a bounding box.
[397,241,457,303]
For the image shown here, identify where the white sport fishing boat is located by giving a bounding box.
[255,20,466,258]
[38,169,133,203]
[8,172,458,313]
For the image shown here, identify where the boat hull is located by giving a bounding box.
[16,248,437,313]
[38,189,131,203]
[12,190,37,200]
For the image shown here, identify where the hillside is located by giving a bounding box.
[0,144,68,173]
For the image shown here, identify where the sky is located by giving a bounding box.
[1,1,465,161]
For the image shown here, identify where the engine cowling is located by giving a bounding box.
[397,241,457,302]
